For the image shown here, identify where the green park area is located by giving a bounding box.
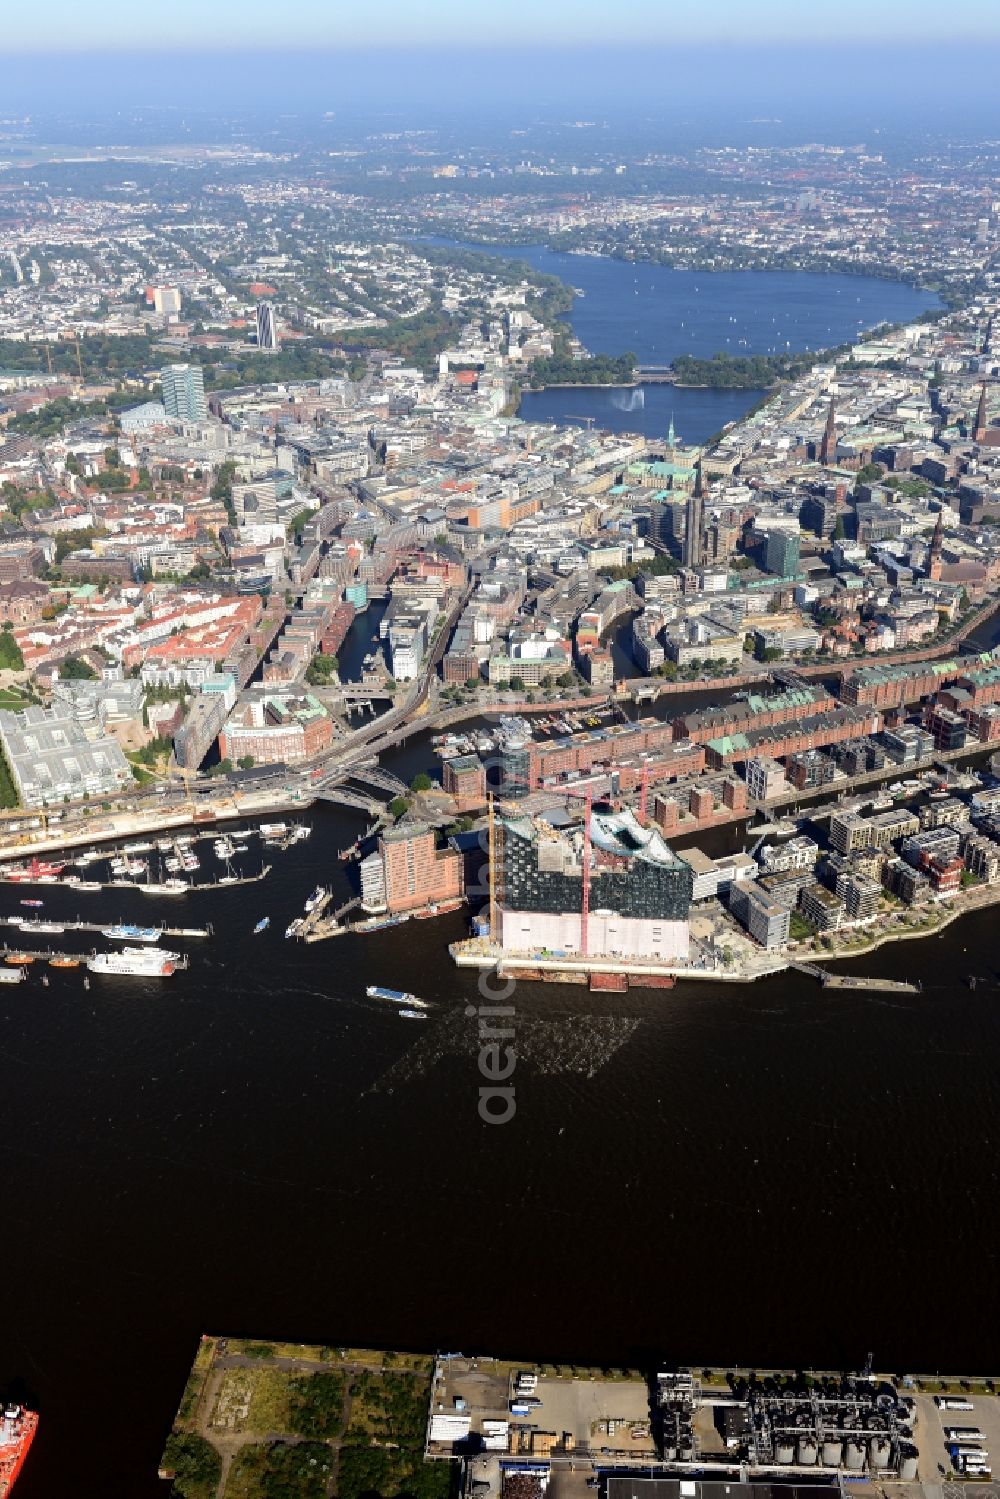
[160,1336,453,1499]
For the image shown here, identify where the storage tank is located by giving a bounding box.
[797,1439,818,1466]
[899,1452,918,1482]
[845,1441,866,1471]
[822,1440,843,1467]
[663,1446,677,1462]
[870,1437,891,1470]
[775,1442,795,1465]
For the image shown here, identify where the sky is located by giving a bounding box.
[4,0,1000,49]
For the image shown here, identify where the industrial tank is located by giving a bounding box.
[870,1437,891,1470]
[845,1441,866,1470]
[899,1450,918,1482]
[775,1443,795,1464]
[798,1439,818,1466]
[822,1440,844,1467]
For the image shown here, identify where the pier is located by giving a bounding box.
[789,960,920,994]
[2,917,212,939]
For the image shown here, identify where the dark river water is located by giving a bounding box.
[5,700,1000,1496]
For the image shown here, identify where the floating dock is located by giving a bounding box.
[1,917,211,939]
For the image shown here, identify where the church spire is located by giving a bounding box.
[819,395,837,466]
[667,413,676,449]
[928,510,944,581]
[975,381,989,441]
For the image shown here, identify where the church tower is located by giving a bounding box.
[819,396,837,466]
[927,511,944,582]
[974,382,989,443]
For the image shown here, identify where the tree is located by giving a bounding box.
[410,772,433,793]
[237,755,255,770]
[59,654,96,680]
[305,652,338,686]
[509,675,525,692]
[388,796,410,819]
[0,627,24,671]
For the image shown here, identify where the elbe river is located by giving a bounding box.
[6,263,994,1499]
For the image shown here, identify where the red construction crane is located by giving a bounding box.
[562,783,594,957]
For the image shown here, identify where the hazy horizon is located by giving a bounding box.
[2,43,1000,146]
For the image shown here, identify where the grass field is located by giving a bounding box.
[164,1339,449,1499]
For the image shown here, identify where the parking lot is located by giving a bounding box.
[428,1359,655,1462]
[912,1393,1000,1481]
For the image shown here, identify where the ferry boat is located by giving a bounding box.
[0,967,25,984]
[87,947,180,977]
[5,955,33,966]
[259,822,288,841]
[253,917,270,934]
[73,881,103,892]
[304,885,325,912]
[16,921,65,935]
[0,1403,38,1491]
[4,858,65,884]
[49,956,80,969]
[289,824,311,843]
[101,924,161,944]
[398,1009,428,1020]
[18,899,42,909]
[213,836,235,859]
[366,985,428,1009]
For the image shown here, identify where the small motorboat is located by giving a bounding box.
[253,917,270,934]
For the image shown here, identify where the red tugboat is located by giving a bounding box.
[0,1403,38,1494]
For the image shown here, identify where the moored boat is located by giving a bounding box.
[0,1403,38,1491]
[101,924,161,944]
[87,946,181,977]
[4,858,65,884]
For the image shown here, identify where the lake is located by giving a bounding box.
[424,239,942,442]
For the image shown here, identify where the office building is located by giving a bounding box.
[728,880,791,949]
[256,300,279,352]
[379,823,464,915]
[764,529,801,578]
[160,363,207,423]
[0,705,132,807]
